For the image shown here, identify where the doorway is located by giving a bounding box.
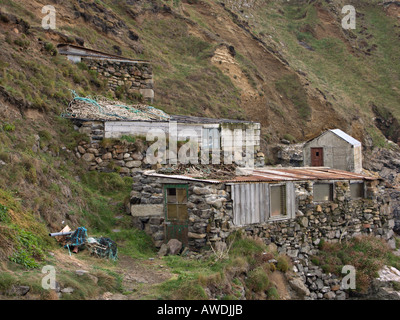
[164,184,189,246]
[311,148,324,166]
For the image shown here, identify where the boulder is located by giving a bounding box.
[82,153,95,162]
[7,285,30,296]
[125,160,142,168]
[288,277,310,298]
[158,244,169,257]
[167,239,182,255]
[61,287,74,294]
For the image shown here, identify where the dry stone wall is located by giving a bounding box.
[82,58,154,102]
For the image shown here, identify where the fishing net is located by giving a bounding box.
[87,236,118,261]
[61,90,169,121]
[64,227,88,255]
[62,226,118,261]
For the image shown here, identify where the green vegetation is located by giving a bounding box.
[0,189,52,269]
[275,74,311,120]
[311,235,400,293]
[153,232,288,300]
[255,1,400,124]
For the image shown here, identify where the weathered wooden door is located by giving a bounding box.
[164,184,188,246]
[311,148,324,167]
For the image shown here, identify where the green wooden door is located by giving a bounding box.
[164,184,189,246]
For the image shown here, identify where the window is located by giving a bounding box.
[165,185,188,221]
[270,185,287,217]
[313,183,333,202]
[350,182,364,199]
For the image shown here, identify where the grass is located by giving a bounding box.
[311,235,400,293]
[154,231,288,300]
[242,0,400,135]
[0,188,53,269]
[275,74,311,120]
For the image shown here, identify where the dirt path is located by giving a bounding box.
[97,254,174,300]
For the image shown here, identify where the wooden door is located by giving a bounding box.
[311,148,324,167]
[164,184,188,247]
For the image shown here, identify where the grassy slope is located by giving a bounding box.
[0,0,399,299]
[224,0,400,144]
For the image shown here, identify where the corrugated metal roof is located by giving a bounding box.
[144,167,377,184]
[329,129,361,147]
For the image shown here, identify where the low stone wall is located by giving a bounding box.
[74,139,149,174]
[82,58,154,102]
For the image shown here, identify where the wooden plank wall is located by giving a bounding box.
[232,182,296,226]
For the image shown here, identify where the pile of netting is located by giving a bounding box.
[62,90,169,121]
[86,237,118,261]
[63,227,118,261]
[64,227,87,254]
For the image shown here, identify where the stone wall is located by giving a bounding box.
[74,137,149,174]
[129,175,394,251]
[82,58,154,103]
[72,119,265,171]
[129,174,231,249]
[129,174,394,299]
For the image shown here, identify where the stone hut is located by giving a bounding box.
[57,44,154,103]
[70,115,264,171]
[129,167,394,253]
[303,129,363,173]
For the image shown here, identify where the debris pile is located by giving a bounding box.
[62,91,169,121]
[156,163,239,180]
[49,225,118,261]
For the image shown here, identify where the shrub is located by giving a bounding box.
[245,267,270,292]
[13,38,30,48]
[0,204,11,223]
[267,286,280,300]
[276,255,291,272]
[283,133,297,143]
[314,236,392,293]
[39,130,52,142]
[3,123,15,132]
[120,135,136,143]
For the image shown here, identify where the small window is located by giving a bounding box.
[350,182,364,199]
[165,185,188,221]
[167,188,177,203]
[270,185,286,217]
[313,183,333,202]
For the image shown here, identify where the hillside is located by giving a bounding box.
[0,0,399,301]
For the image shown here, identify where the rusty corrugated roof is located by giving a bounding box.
[223,167,376,183]
[144,167,378,184]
